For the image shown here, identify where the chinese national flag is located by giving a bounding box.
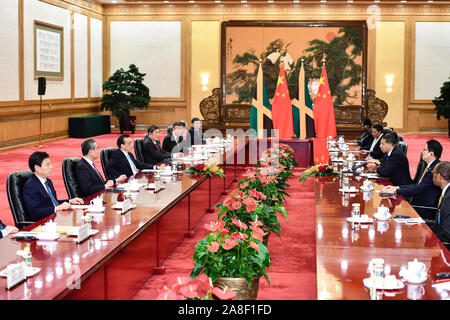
[312,63,336,164]
[313,63,336,138]
[271,64,295,139]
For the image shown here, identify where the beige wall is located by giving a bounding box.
[375,21,405,129]
[191,20,221,121]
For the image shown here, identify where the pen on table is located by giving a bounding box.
[435,278,450,284]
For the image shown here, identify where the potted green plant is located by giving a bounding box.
[100,64,150,133]
[190,219,270,300]
[432,77,450,137]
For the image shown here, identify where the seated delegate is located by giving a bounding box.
[23,151,84,222]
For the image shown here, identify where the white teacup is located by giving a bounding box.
[377,206,389,216]
[44,221,57,234]
[407,284,425,300]
[90,197,103,209]
[405,259,427,282]
[363,180,372,189]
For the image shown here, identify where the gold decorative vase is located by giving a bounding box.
[213,276,260,300]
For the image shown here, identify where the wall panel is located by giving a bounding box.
[109,20,181,98]
[0,0,20,102]
[74,12,88,98]
[23,0,71,100]
[90,17,103,98]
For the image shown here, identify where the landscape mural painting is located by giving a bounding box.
[222,21,368,110]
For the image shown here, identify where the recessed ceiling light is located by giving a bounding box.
[241,0,247,2]
[293,0,300,2]
[111,0,117,3]
[347,0,353,3]
[427,0,433,2]
[189,0,195,2]
[400,0,407,3]
[320,0,326,3]
[374,0,380,3]
[214,0,221,2]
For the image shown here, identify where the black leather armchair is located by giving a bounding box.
[398,141,408,155]
[134,137,145,163]
[100,147,116,181]
[6,170,34,229]
[413,158,427,185]
[62,157,82,199]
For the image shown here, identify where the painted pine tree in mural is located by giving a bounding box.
[226,27,363,106]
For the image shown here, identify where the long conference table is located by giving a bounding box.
[316,146,450,300]
[0,139,253,300]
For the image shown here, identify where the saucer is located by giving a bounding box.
[0,266,41,278]
[111,203,137,210]
[360,186,374,192]
[399,270,427,284]
[66,229,99,236]
[86,206,105,213]
[373,213,391,221]
[347,217,373,223]
[339,188,358,193]
[35,233,59,241]
[363,277,405,290]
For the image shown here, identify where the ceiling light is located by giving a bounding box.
[320,0,326,3]
[400,0,407,2]
[241,0,247,2]
[347,0,353,3]
[293,0,300,2]
[214,0,221,2]
[268,0,274,2]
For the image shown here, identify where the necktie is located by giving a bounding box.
[417,167,428,184]
[44,180,59,206]
[92,162,104,182]
[385,154,389,163]
[126,152,138,174]
[155,141,161,151]
[438,194,444,208]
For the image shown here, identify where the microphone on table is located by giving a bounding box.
[352,161,368,175]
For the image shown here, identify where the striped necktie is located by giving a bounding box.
[92,162,105,182]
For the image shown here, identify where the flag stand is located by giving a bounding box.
[38,95,43,147]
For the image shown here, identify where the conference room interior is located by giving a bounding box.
[0,0,450,303]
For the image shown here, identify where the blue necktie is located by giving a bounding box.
[126,152,138,174]
[44,180,59,206]
[385,154,389,162]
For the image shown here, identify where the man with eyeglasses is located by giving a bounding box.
[367,133,411,186]
[107,134,155,179]
[381,140,442,220]
[431,161,450,245]
[76,138,127,198]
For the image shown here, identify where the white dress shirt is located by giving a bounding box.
[121,150,138,175]
[369,133,383,153]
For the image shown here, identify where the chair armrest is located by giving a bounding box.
[16,221,35,229]
[411,205,439,211]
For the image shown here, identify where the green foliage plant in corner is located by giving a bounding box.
[433,77,450,121]
[101,64,151,120]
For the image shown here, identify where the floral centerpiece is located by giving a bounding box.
[190,219,271,287]
[299,163,337,182]
[185,162,224,177]
[156,275,235,300]
[216,188,288,238]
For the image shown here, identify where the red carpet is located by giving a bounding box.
[0,132,447,300]
[132,168,317,300]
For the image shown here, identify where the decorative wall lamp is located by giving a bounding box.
[201,73,210,91]
[385,74,394,93]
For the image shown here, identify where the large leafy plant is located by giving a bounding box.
[100,64,150,120]
[190,219,271,287]
[432,77,450,120]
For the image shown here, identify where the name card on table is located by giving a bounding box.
[74,224,90,243]
[6,263,26,290]
[121,200,133,215]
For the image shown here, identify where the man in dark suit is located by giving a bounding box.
[23,151,84,222]
[362,124,384,159]
[143,125,172,165]
[107,134,155,179]
[76,139,127,198]
[162,121,190,155]
[431,161,450,244]
[358,119,374,150]
[367,134,412,186]
[187,117,205,146]
[0,220,19,239]
[381,140,443,220]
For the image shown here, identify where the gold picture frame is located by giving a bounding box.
[34,20,64,80]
